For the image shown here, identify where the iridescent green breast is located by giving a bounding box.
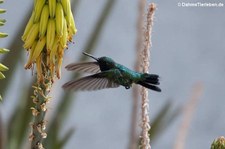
[110,63,142,88]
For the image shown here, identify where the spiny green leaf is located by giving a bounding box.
[0,48,9,54]
[0,22,4,26]
[0,9,6,14]
[0,72,5,79]
[150,101,181,141]
[0,63,8,71]
[0,19,6,23]
[0,32,8,38]
[0,6,31,101]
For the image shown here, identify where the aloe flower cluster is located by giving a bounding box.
[0,0,9,100]
[22,0,77,82]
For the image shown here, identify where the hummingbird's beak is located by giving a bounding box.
[82,52,99,61]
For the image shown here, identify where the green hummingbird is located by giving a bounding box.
[62,52,161,92]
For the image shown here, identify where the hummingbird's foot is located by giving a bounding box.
[125,86,130,89]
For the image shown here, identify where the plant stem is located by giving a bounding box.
[140,3,156,149]
[30,51,52,149]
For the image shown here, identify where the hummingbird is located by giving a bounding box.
[62,52,161,92]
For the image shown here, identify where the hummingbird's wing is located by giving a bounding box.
[65,62,100,73]
[62,71,120,91]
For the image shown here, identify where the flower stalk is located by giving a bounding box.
[140,3,156,149]
[29,68,51,148]
[22,0,77,148]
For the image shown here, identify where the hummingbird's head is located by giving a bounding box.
[98,57,115,71]
[82,52,116,71]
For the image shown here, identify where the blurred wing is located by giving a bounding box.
[62,72,120,91]
[65,62,100,73]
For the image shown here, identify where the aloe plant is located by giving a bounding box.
[21,0,77,148]
[0,0,9,100]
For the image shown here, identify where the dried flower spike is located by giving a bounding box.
[140,3,156,149]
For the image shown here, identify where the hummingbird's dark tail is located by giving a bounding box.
[137,74,161,92]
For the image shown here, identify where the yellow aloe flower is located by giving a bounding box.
[22,0,77,82]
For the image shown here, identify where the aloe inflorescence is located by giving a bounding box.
[22,0,77,82]
[22,0,77,148]
[0,0,9,100]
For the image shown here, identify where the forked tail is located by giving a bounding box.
[137,74,161,92]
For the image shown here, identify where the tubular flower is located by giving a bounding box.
[0,0,9,100]
[22,0,77,82]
